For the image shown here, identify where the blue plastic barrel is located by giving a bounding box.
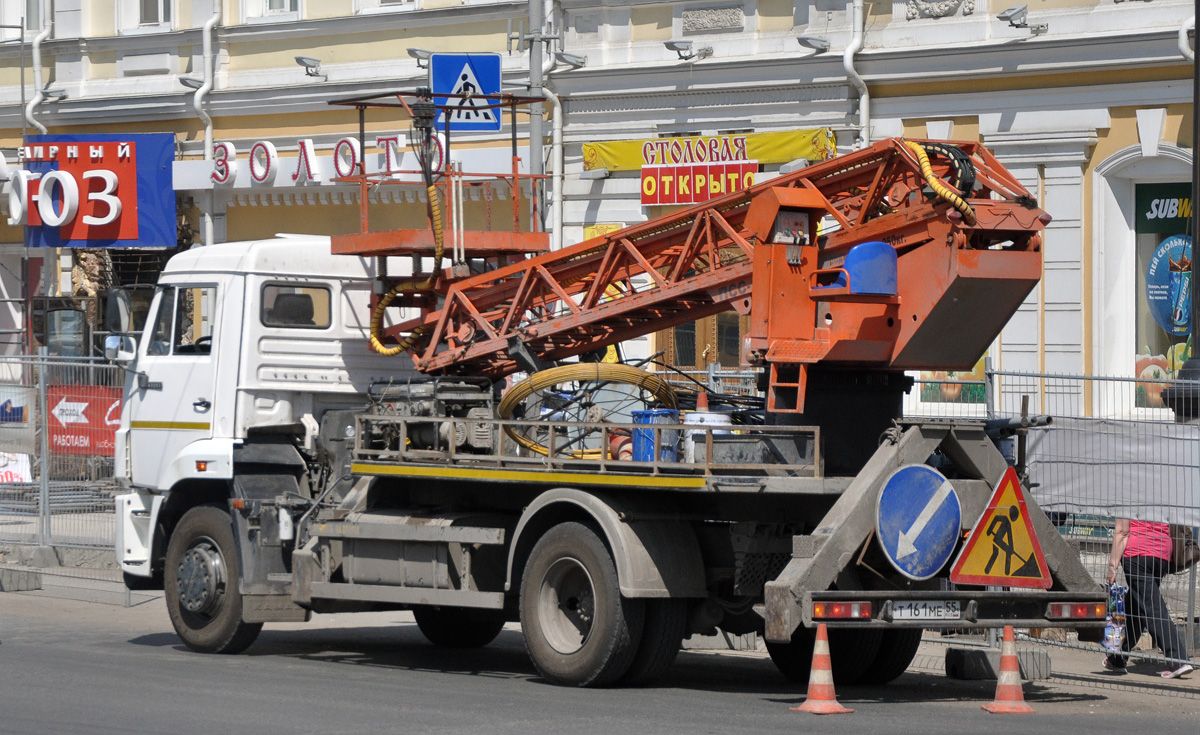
[631,409,680,462]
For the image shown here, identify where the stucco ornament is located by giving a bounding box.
[906,0,974,20]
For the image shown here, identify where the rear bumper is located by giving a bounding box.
[803,589,1106,629]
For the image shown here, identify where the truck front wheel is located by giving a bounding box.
[519,522,645,686]
[164,505,262,654]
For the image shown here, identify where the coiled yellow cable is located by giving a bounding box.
[369,184,444,356]
[497,363,678,458]
[904,141,977,226]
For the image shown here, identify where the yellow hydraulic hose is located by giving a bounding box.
[369,184,444,355]
[904,141,977,226]
[497,363,678,458]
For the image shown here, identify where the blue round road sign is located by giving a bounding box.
[875,464,961,581]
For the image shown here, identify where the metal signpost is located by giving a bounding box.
[430,53,503,133]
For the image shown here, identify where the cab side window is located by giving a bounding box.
[261,284,331,329]
[146,287,176,356]
[145,286,217,356]
[173,287,217,355]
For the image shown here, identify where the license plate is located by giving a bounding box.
[892,600,961,620]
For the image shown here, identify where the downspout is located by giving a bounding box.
[1181,16,1194,61]
[843,0,869,149]
[197,1,221,246]
[542,86,563,251]
[528,0,546,232]
[25,22,51,135]
[541,53,563,251]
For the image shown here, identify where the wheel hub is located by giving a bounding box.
[176,537,225,617]
[538,557,596,654]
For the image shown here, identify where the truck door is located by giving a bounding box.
[127,284,220,487]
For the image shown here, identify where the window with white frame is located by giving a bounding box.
[244,0,301,23]
[140,0,171,24]
[355,0,418,13]
[118,0,174,33]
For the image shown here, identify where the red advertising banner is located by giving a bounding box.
[641,162,757,206]
[47,385,122,456]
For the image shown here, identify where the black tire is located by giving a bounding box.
[164,505,262,654]
[766,625,816,683]
[520,522,645,687]
[413,606,507,648]
[857,628,923,685]
[767,627,882,685]
[619,599,687,686]
[827,628,883,685]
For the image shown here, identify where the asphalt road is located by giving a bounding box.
[2,587,1198,735]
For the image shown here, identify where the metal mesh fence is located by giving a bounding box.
[0,353,122,551]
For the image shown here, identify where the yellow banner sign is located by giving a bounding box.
[581,129,837,173]
[950,467,1051,589]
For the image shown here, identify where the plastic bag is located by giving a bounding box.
[1103,584,1127,654]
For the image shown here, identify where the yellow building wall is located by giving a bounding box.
[90,0,117,37]
[306,0,355,19]
[901,116,980,142]
[228,22,508,70]
[757,0,794,31]
[631,7,672,40]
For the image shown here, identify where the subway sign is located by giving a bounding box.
[9,133,176,248]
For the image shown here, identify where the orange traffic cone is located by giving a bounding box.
[790,623,853,715]
[982,625,1035,714]
[696,391,710,410]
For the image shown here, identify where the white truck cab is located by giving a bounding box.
[111,236,413,583]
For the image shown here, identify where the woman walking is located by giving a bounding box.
[1105,518,1193,678]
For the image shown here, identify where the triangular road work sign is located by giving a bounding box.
[438,64,498,126]
[950,466,1051,589]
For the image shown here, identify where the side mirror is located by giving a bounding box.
[104,335,137,366]
[106,288,132,333]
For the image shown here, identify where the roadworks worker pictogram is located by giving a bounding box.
[950,466,1052,589]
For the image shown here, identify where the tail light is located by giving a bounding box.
[813,601,872,619]
[1046,602,1106,620]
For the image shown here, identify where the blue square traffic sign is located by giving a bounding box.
[430,53,503,133]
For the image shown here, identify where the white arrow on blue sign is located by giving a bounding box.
[875,464,961,581]
[430,53,502,133]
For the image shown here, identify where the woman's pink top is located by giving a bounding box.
[1125,520,1172,560]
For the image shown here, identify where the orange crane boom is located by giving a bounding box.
[369,138,1046,415]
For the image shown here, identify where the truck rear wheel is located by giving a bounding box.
[766,627,882,685]
[519,522,645,687]
[619,599,687,686]
[164,505,262,654]
[857,628,923,685]
[412,606,506,648]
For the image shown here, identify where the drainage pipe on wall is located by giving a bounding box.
[843,0,869,149]
[25,22,51,135]
[196,0,221,246]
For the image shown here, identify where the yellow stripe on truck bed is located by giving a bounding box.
[351,462,707,489]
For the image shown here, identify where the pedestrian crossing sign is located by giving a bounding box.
[430,53,502,133]
[949,466,1051,589]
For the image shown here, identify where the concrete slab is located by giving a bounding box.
[0,567,42,592]
[944,645,1052,680]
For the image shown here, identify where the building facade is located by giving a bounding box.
[0,0,1193,416]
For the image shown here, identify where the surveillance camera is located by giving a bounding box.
[796,35,831,52]
[555,51,587,68]
[294,56,322,70]
[178,76,204,90]
[664,40,693,53]
[407,48,432,61]
[997,5,1028,23]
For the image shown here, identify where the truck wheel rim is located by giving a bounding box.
[177,536,225,617]
[537,557,596,654]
